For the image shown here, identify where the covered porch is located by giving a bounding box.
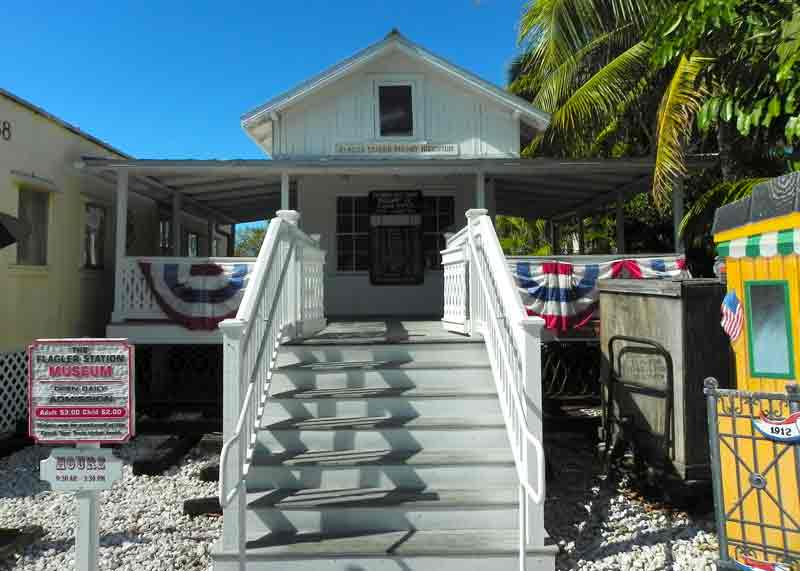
[75,156,678,343]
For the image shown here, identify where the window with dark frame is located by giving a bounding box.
[16,188,49,266]
[336,196,369,272]
[423,196,454,270]
[82,204,106,269]
[378,85,413,137]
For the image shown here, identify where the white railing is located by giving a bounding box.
[112,256,257,322]
[217,210,325,567]
[443,209,546,568]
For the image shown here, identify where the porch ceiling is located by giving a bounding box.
[76,156,666,223]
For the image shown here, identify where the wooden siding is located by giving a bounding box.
[724,254,800,392]
[274,50,520,158]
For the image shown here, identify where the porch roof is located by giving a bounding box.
[76,156,660,222]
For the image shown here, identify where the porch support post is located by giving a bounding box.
[551,221,560,255]
[207,217,217,256]
[280,172,290,212]
[112,170,128,323]
[172,193,182,256]
[672,181,685,253]
[577,214,585,254]
[475,171,486,210]
[227,224,236,257]
[616,190,626,254]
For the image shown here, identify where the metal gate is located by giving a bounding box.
[705,378,800,569]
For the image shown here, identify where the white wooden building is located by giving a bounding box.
[75,30,669,571]
[80,29,657,342]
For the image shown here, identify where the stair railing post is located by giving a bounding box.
[277,210,300,338]
[465,209,488,337]
[219,318,246,556]
[518,316,545,548]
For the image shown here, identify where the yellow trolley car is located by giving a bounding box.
[709,172,800,571]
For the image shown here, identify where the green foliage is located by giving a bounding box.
[653,0,800,142]
[234,225,266,257]
[495,216,552,255]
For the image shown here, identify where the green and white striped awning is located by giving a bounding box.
[717,229,800,258]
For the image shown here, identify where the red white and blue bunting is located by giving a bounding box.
[138,262,251,330]
[510,256,689,331]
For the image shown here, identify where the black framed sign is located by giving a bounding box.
[368,191,424,285]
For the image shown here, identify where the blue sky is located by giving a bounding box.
[2,1,527,160]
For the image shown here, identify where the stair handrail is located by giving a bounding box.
[217,210,325,566]
[454,209,547,562]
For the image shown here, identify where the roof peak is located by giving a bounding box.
[386,27,402,38]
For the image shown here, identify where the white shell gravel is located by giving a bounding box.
[0,432,720,571]
[547,433,719,571]
[0,436,220,570]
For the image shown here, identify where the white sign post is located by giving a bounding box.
[29,339,134,571]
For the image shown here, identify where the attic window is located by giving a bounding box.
[379,85,413,137]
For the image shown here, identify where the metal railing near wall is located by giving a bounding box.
[217,210,325,568]
[442,208,547,566]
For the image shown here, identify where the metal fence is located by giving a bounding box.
[705,378,800,569]
[0,350,28,434]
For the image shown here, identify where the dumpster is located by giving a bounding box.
[599,278,732,481]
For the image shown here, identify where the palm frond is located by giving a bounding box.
[518,0,603,71]
[679,177,767,237]
[528,25,637,113]
[545,41,653,147]
[652,55,710,207]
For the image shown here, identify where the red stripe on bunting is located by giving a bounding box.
[610,259,643,279]
[541,262,573,275]
[526,303,598,330]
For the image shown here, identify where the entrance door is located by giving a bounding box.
[369,191,424,285]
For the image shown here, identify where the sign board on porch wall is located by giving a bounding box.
[28,339,135,444]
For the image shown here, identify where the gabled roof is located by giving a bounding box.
[241,29,550,130]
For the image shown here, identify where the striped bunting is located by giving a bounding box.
[717,229,800,259]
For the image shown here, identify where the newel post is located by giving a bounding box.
[277,210,301,338]
[519,316,545,548]
[465,209,487,337]
[218,318,246,553]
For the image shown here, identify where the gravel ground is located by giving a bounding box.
[545,431,719,571]
[0,436,221,570]
[0,431,720,570]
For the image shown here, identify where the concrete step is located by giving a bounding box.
[256,416,508,453]
[276,342,487,368]
[212,529,557,571]
[265,389,501,421]
[269,362,494,392]
[244,487,519,534]
[247,448,516,490]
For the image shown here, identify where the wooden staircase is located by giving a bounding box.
[212,322,556,570]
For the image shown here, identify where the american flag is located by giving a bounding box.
[721,291,743,342]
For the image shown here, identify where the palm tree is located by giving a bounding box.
[512,0,799,211]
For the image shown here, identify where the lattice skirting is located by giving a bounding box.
[542,341,602,400]
[134,345,222,416]
[0,350,28,434]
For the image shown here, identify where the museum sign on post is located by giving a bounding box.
[28,338,134,443]
[28,338,133,571]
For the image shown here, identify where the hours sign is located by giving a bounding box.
[28,339,134,444]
